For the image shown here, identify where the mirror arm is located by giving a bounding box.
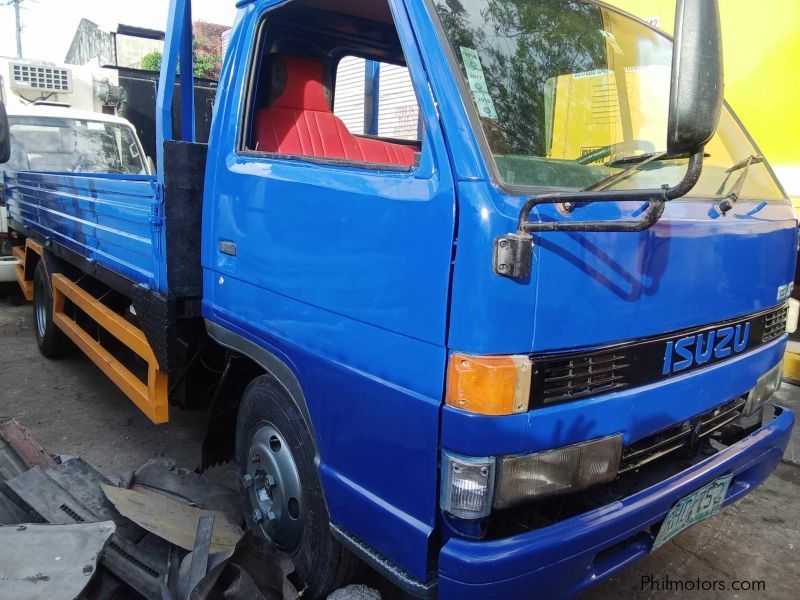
[516,151,703,231]
[494,151,705,280]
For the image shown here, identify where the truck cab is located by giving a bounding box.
[0,0,795,598]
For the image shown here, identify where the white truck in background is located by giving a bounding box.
[0,56,134,289]
[0,103,150,289]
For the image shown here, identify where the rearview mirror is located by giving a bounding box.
[0,101,10,164]
[667,0,724,155]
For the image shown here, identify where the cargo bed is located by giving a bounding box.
[3,171,166,293]
[4,141,206,300]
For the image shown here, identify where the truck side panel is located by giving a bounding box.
[200,0,457,580]
[4,171,164,292]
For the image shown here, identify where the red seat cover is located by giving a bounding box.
[253,56,416,167]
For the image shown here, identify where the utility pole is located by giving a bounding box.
[5,0,23,58]
[14,0,22,58]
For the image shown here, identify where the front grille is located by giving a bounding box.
[529,304,787,408]
[619,397,746,474]
[762,306,788,343]
[540,352,630,403]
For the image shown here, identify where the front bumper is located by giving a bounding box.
[438,405,794,599]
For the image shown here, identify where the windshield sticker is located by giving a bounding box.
[460,46,498,120]
[572,68,613,80]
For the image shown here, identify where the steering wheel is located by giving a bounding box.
[576,140,656,165]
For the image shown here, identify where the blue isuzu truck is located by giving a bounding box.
[0,0,796,597]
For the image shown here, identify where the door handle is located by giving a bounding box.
[219,241,237,256]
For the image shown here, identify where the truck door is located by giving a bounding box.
[202,0,456,580]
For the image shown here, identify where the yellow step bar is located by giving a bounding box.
[51,273,169,424]
[12,241,41,301]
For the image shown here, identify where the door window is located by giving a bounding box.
[241,1,422,170]
[333,56,421,142]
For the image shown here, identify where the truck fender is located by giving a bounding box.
[204,320,320,461]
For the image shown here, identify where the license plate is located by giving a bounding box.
[652,475,732,551]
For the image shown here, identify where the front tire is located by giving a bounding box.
[33,261,71,358]
[235,376,360,598]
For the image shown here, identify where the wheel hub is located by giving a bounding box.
[245,422,303,552]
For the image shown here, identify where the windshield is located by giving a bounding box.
[432,0,785,200]
[5,116,148,175]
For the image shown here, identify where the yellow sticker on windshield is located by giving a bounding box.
[460,47,498,120]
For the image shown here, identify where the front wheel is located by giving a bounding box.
[33,261,71,358]
[235,376,360,598]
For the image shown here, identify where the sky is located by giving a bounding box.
[0,0,239,63]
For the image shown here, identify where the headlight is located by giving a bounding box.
[440,453,495,519]
[494,435,623,509]
[743,360,783,417]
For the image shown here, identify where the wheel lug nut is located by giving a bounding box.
[251,454,261,464]
[242,474,254,488]
[252,509,263,523]
[265,474,276,488]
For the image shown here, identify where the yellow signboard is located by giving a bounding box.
[607,0,800,198]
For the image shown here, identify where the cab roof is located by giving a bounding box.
[6,104,136,128]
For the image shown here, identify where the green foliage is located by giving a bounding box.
[140,51,163,72]
[192,37,222,80]
[137,38,222,80]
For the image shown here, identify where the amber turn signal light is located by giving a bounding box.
[446,353,532,415]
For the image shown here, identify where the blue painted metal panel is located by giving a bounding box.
[438,405,794,598]
[179,1,196,142]
[201,0,456,579]
[4,171,162,291]
[448,181,798,354]
[157,0,196,182]
[364,60,380,136]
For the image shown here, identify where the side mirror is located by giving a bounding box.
[0,101,10,164]
[667,0,724,156]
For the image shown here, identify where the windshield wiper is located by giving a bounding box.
[556,152,670,213]
[584,151,668,193]
[717,155,764,215]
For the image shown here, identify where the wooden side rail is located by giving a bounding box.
[51,273,169,424]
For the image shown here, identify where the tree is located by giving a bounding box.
[137,38,222,80]
[192,37,223,80]
[140,51,162,72]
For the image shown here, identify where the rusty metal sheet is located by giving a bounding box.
[0,418,55,482]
